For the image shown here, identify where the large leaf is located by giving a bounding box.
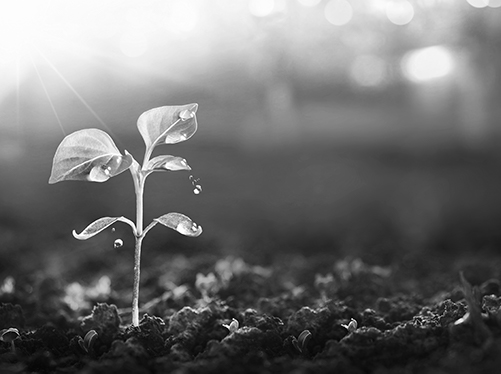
[137,103,198,148]
[49,129,133,184]
[153,213,203,237]
[73,216,136,240]
[144,155,191,172]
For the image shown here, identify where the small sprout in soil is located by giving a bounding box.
[453,271,492,346]
[341,318,358,333]
[49,104,203,327]
[78,330,98,353]
[222,318,239,333]
[291,330,312,354]
[0,327,20,354]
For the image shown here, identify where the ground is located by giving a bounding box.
[2,146,501,372]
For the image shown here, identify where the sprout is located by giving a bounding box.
[49,104,203,327]
[222,318,239,333]
[0,327,20,354]
[77,330,98,353]
[291,330,312,354]
[341,318,358,333]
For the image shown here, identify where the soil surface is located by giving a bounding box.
[3,147,501,373]
[2,249,501,373]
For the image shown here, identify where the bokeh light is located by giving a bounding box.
[466,0,488,8]
[161,1,200,34]
[249,0,276,17]
[386,0,414,26]
[488,0,501,7]
[298,0,322,7]
[324,0,353,26]
[402,45,454,82]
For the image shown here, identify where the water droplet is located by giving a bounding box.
[114,239,123,249]
[88,165,111,182]
[111,227,116,233]
[189,175,202,194]
[179,109,194,121]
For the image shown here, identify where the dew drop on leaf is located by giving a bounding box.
[114,239,123,249]
[88,165,111,182]
[179,109,194,121]
[111,227,116,232]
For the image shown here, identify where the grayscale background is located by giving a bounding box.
[1,0,501,279]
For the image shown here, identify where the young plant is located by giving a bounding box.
[49,104,203,326]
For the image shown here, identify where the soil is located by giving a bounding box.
[3,147,501,373]
[2,249,501,374]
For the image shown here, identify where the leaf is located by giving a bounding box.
[73,216,136,240]
[153,213,203,237]
[145,155,191,172]
[137,103,198,149]
[49,129,133,184]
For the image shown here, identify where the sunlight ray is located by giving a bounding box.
[29,52,66,136]
[34,47,118,140]
[16,55,21,135]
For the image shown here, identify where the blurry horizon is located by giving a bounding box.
[2,0,501,277]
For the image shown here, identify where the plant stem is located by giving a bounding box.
[132,174,145,327]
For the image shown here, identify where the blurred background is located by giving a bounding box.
[1,0,501,280]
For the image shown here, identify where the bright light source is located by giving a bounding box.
[466,0,488,7]
[119,33,148,58]
[93,14,119,39]
[325,0,353,26]
[160,1,200,34]
[350,55,386,87]
[249,0,275,17]
[298,0,322,7]
[0,2,45,63]
[402,45,454,82]
[386,0,414,26]
[417,0,438,7]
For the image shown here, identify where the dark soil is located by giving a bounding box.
[3,147,501,372]
[2,250,501,374]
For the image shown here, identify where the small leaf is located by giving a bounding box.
[83,330,98,351]
[73,216,136,240]
[145,155,191,172]
[49,129,132,184]
[298,330,312,349]
[137,103,198,149]
[0,328,19,343]
[153,213,202,237]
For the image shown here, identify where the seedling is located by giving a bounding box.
[0,327,20,354]
[77,330,98,353]
[291,329,312,354]
[222,318,239,333]
[341,318,358,333]
[49,104,203,326]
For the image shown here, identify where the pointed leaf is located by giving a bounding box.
[137,103,198,148]
[153,213,203,237]
[73,216,136,240]
[49,129,133,184]
[145,155,191,172]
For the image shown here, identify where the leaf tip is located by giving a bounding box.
[72,230,83,240]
